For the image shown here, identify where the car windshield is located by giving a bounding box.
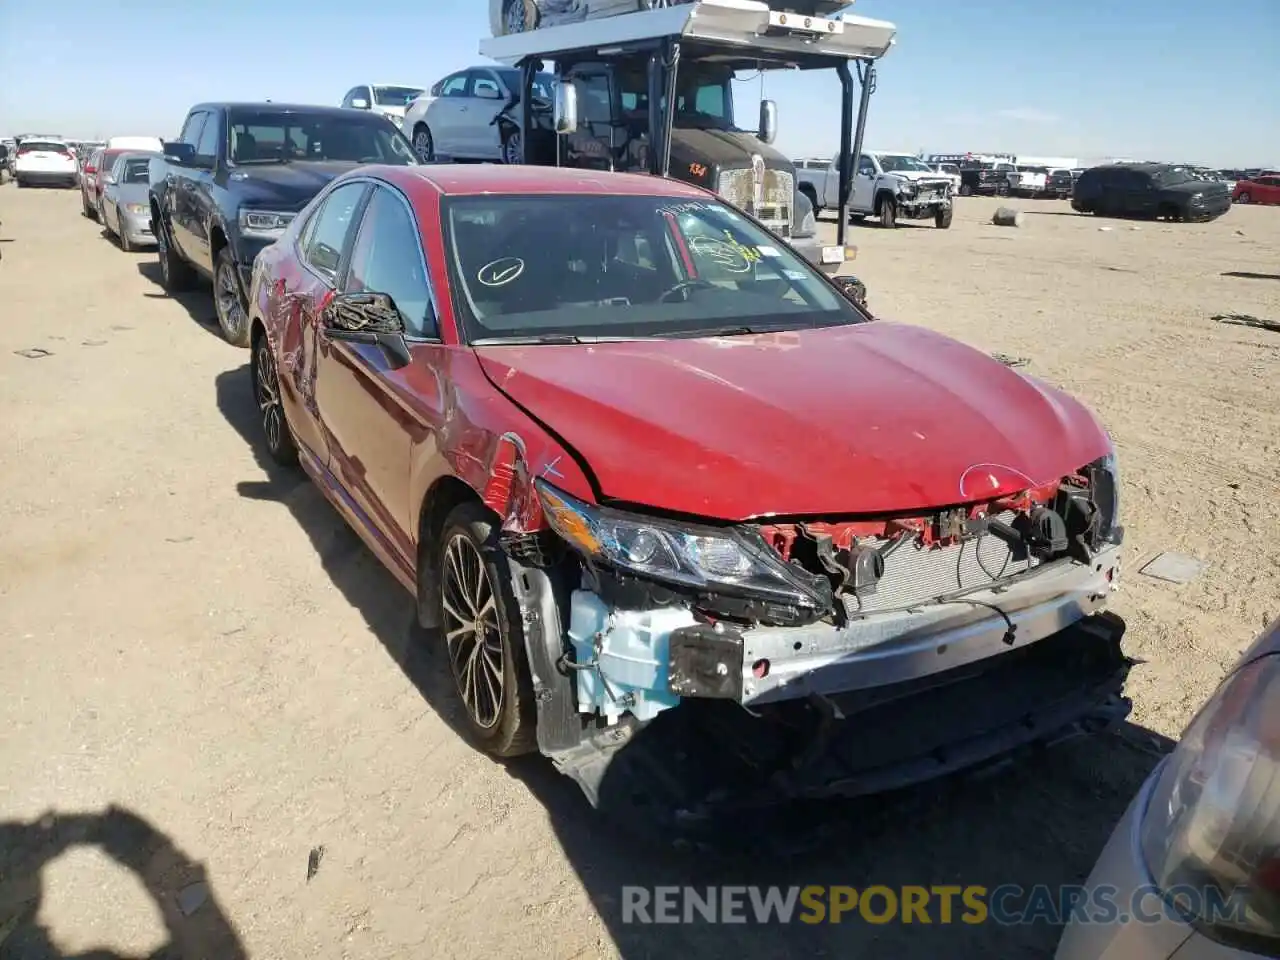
[497,69,556,101]
[878,155,933,173]
[373,85,424,106]
[618,63,735,131]
[227,111,417,165]
[442,194,863,344]
[119,158,151,184]
[1154,167,1194,185]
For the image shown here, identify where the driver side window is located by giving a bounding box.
[303,182,368,278]
[857,155,876,177]
[345,186,438,338]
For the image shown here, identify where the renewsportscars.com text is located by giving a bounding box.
[621,884,1248,926]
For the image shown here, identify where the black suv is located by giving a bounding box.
[1071,163,1231,222]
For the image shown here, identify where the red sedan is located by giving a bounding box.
[80,147,131,221]
[248,164,1127,810]
[1233,174,1280,205]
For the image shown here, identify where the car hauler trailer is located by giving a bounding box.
[479,0,896,277]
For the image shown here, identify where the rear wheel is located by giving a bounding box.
[958,183,972,197]
[214,247,251,347]
[996,181,1010,197]
[502,0,539,34]
[251,332,298,466]
[156,216,196,291]
[412,124,434,163]
[878,196,897,229]
[435,502,538,757]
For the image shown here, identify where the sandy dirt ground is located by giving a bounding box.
[0,184,1277,959]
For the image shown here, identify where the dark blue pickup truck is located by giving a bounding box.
[149,102,417,345]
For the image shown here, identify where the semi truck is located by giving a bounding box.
[478,0,897,279]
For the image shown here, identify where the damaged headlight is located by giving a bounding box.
[535,481,826,610]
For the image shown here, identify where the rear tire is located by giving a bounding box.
[996,181,1010,197]
[502,0,539,34]
[155,214,196,292]
[500,125,523,165]
[434,502,538,758]
[959,183,972,197]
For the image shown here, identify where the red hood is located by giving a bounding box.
[475,322,1111,521]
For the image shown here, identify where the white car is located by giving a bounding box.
[929,161,963,191]
[13,138,79,188]
[340,83,427,129]
[1009,165,1049,197]
[796,151,954,228]
[402,65,555,163]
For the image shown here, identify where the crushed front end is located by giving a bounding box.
[503,453,1128,808]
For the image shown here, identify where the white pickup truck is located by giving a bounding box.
[796,151,954,228]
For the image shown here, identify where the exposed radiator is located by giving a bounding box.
[843,512,1042,617]
[717,167,794,236]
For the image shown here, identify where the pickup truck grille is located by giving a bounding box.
[718,167,794,237]
[841,512,1043,617]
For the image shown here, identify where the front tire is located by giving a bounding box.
[214,247,251,347]
[155,215,196,292]
[500,125,522,165]
[878,196,897,229]
[412,124,434,163]
[251,333,298,467]
[118,211,133,252]
[1237,192,1251,204]
[502,0,539,34]
[435,502,538,758]
[935,204,954,229]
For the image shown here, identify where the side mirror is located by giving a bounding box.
[554,82,579,135]
[350,98,370,109]
[758,100,778,145]
[476,86,502,100]
[832,275,868,308]
[162,141,195,166]
[320,292,411,368]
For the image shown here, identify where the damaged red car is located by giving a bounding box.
[248,164,1129,815]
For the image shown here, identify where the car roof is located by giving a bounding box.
[385,163,714,198]
[194,102,373,119]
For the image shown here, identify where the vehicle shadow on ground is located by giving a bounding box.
[135,261,225,340]
[213,363,1172,960]
[1223,270,1280,282]
[0,805,246,958]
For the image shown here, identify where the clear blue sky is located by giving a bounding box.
[2,0,1276,166]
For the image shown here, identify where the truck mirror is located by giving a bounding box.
[758,100,778,145]
[162,141,195,166]
[554,83,579,135]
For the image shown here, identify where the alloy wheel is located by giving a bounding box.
[504,0,526,33]
[502,132,522,165]
[413,128,434,163]
[215,261,247,344]
[254,342,284,455]
[441,534,504,730]
[158,228,170,283]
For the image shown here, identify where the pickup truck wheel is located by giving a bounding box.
[996,181,1010,197]
[214,248,251,347]
[251,333,298,467]
[958,183,972,197]
[436,502,538,758]
[412,125,434,163]
[878,197,897,229]
[156,218,196,292]
[935,204,954,229]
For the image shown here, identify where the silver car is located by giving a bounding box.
[100,152,158,251]
[1057,616,1280,960]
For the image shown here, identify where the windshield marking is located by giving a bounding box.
[477,257,525,287]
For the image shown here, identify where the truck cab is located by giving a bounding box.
[480,0,897,277]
